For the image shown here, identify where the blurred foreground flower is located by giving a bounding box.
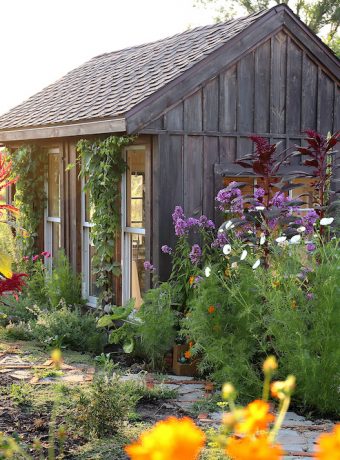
[226,434,284,460]
[125,416,205,460]
[315,424,340,460]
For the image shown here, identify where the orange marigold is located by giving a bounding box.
[226,435,284,460]
[184,350,192,359]
[208,305,215,314]
[315,424,340,460]
[125,416,205,460]
[189,276,195,286]
[235,400,275,434]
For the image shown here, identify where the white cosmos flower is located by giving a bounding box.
[225,220,233,230]
[256,206,265,211]
[276,236,287,243]
[223,244,232,255]
[240,249,247,260]
[297,226,306,233]
[204,267,211,277]
[320,217,334,226]
[290,234,301,244]
[260,235,266,245]
[231,261,238,269]
[252,259,261,269]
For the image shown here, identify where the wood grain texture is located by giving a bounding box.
[254,40,271,133]
[270,31,287,134]
[184,90,203,132]
[237,52,255,132]
[286,39,302,134]
[184,135,203,217]
[203,77,219,132]
[220,65,237,132]
[203,136,219,219]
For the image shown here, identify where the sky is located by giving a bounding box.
[0,0,219,115]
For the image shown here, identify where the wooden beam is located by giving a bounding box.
[0,118,126,142]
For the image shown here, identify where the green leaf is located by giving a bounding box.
[97,315,114,328]
[122,338,134,354]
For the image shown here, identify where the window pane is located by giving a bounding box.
[48,154,60,218]
[130,234,145,308]
[127,150,145,228]
[52,222,61,257]
[89,237,100,298]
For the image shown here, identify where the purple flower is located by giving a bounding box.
[303,210,318,234]
[306,242,316,252]
[211,232,228,248]
[187,217,199,228]
[193,276,203,288]
[189,244,202,264]
[216,187,243,213]
[161,245,172,254]
[143,261,155,272]
[172,206,185,225]
[175,218,188,236]
[198,215,215,229]
[306,292,314,301]
[270,192,287,208]
[254,187,265,200]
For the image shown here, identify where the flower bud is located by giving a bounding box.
[263,356,278,375]
[222,383,236,401]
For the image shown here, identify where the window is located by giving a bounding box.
[44,148,61,265]
[82,182,99,307]
[122,147,147,309]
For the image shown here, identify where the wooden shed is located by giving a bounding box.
[0,4,339,306]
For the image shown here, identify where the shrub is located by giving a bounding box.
[75,373,140,438]
[182,265,264,399]
[45,251,84,308]
[31,302,104,353]
[255,240,340,416]
[138,283,177,369]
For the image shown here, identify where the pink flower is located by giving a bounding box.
[32,255,40,262]
[41,251,51,258]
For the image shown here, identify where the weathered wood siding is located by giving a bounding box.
[145,30,340,279]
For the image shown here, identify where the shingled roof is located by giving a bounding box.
[0,9,269,131]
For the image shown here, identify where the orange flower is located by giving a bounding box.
[315,424,340,460]
[208,305,215,314]
[189,341,194,348]
[291,299,297,309]
[125,416,205,460]
[184,350,191,359]
[189,276,195,286]
[226,435,284,460]
[235,400,275,434]
[272,280,280,288]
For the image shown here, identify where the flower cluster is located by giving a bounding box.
[216,182,243,213]
[189,244,201,265]
[0,273,28,296]
[23,251,51,263]
[143,261,155,272]
[172,206,214,237]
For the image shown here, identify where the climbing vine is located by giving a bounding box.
[77,135,134,307]
[11,145,47,259]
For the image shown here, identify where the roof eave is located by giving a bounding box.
[0,117,126,143]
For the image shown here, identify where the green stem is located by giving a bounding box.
[262,374,270,402]
[268,396,290,443]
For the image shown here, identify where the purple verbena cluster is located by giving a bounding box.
[211,232,228,248]
[172,206,215,237]
[215,183,243,213]
[161,245,172,254]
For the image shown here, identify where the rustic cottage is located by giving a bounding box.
[0,4,339,307]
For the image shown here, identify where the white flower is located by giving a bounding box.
[290,234,301,244]
[231,261,238,269]
[218,228,224,233]
[297,226,306,233]
[320,217,334,226]
[256,206,265,211]
[224,220,235,230]
[276,236,287,243]
[240,250,248,260]
[204,267,211,277]
[260,235,266,245]
[223,244,232,255]
[252,259,261,270]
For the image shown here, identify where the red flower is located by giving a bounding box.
[0,273,28,296]
[41,251,51,258]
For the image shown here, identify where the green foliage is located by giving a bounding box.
[75,374,140,438]
[77,135,133,307]
[9,383,32,406]
[0,223,16,262]
[255,241,340,416]
[193,0,339,54]
[45,251,84,308]
[0,294,35,324]
[138,283,177,369]
[11,145,47,258]
[182,267,264,398]
[31,302,104,353]
[4,321,33,341]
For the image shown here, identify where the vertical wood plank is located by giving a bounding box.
[301,55,318,131]
[184,136,203,217]
[237,137,253,158]
[203,136,219,219]
[319,70,334,135]
[237,52,255,132]
[270,31,287,134]
[219,136,237,163]
[254,40,271,133]
[151,135,160,276]
[220,65,237,132]
[145,117,163,130]
[165,103,184,131]
[184,90,203,132]
[286,39,302,134]
[203,77,219,132]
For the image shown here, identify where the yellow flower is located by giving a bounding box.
[271,376,296,400]
[315,424,340,460]
[208,305,215,314]
[226,434,284,460]
[222,383,236,401]
[263,356,278,375]
[125,416,205,460]
[272,280,280,288]
[51,349,63,370]
[235,400,275,435]
[291,299,297,309]
[189,276,195,286]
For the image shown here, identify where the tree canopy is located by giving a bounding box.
[194,0,340,55]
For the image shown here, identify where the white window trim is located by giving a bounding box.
[81,177,97,308]
[121,145,146,305]
[44,148,61,269]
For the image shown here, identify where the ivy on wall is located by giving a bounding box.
[77,135,133,307]
[11,145,47,259]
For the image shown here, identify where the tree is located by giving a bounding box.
[193,0,340,56]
